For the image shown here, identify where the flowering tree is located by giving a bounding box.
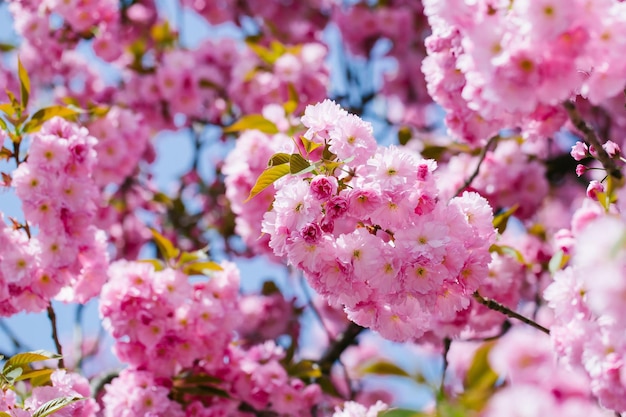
[0,0,625,416]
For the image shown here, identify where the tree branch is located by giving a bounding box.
[439,337,451,396]
[319,322,365,374]
[47,303,65,368]
[473,292,550,335]
[564,100,622,180]
[454,135,499,197]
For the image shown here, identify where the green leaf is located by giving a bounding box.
[283,99,297,115]
[30,369,55,387]
[4,350,61,372]
[152,191,173,206]
[245,164,290,202]
[290,153,310,174]
[420,145,448,160]
[283,84,299,114]
[300,136,322,154]
[177,250,204,265]
[173,384,230,398]
[32,396,84,417]
[548,250,569,274]
[22,106,83,134]
[358,360,411,377]
[17,58,30,109]
[261,281,280,296]
[489,244,527,265]
[246,41,281,64]
[150,21,174,44]
[175,372,222,385]
[289,360,322,379]
[182,261,223,276]
[4,366,23,383]
[150,229,180,262]
[492,204,518,234]
[223,114,279,135]
[15,368,54,383]
[595,191,611,212]
[398,126,412,146]
[0,43,15,52]
[436,401,473,417]
[5,90,18,114]
[0,147,11,161]
[138,259,165,272]
[0,103,14,115]
[464,341,498,391]
[316,375,340,397]
[269,153,291,167]
[0,412,13,417]
[459,342,501,411]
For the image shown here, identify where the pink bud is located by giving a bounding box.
[576,164,587,177]
[570,141,588,161]
[586,180,604,200]
[603,140,621,158]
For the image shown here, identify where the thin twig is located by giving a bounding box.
[473,292,550,335]
[564,100,622,180]
[439,337,451,396]
[454,135,499,197]
[46,304,65,368]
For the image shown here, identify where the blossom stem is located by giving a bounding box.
[472,292,550,335]
[47,303,65,368]
[454,135,499,197]
[564,100,622,180]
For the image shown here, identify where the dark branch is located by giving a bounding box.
[454,135,499,197]
[564,100,622,180]
[439,337,451,395]
[47,304,65,368]
[319,322,365,374]
[473,292,550,335]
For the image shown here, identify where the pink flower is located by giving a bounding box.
[310,175,338,201]
[586,180,605,200]
[571,142,589,161]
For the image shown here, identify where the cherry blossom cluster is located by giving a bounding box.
[223,106,295,258]
[238,291,299,344]
[7,0,120,93]
[117,37,329,129]
[87,107,151,187]
[100,260,322,415]
[0,369,99,416]
[100,260,241,377]
[228,42,329,115]
[440,139,549,219]
[0,117,108,315]
[422,0,626,145]
[261,100,496,342]
[481,328,612,417]
[102,369,186,417]
[103,342,322,417]
[182,0,331,44]
[545,203,626,411]
[334,1,433,130]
